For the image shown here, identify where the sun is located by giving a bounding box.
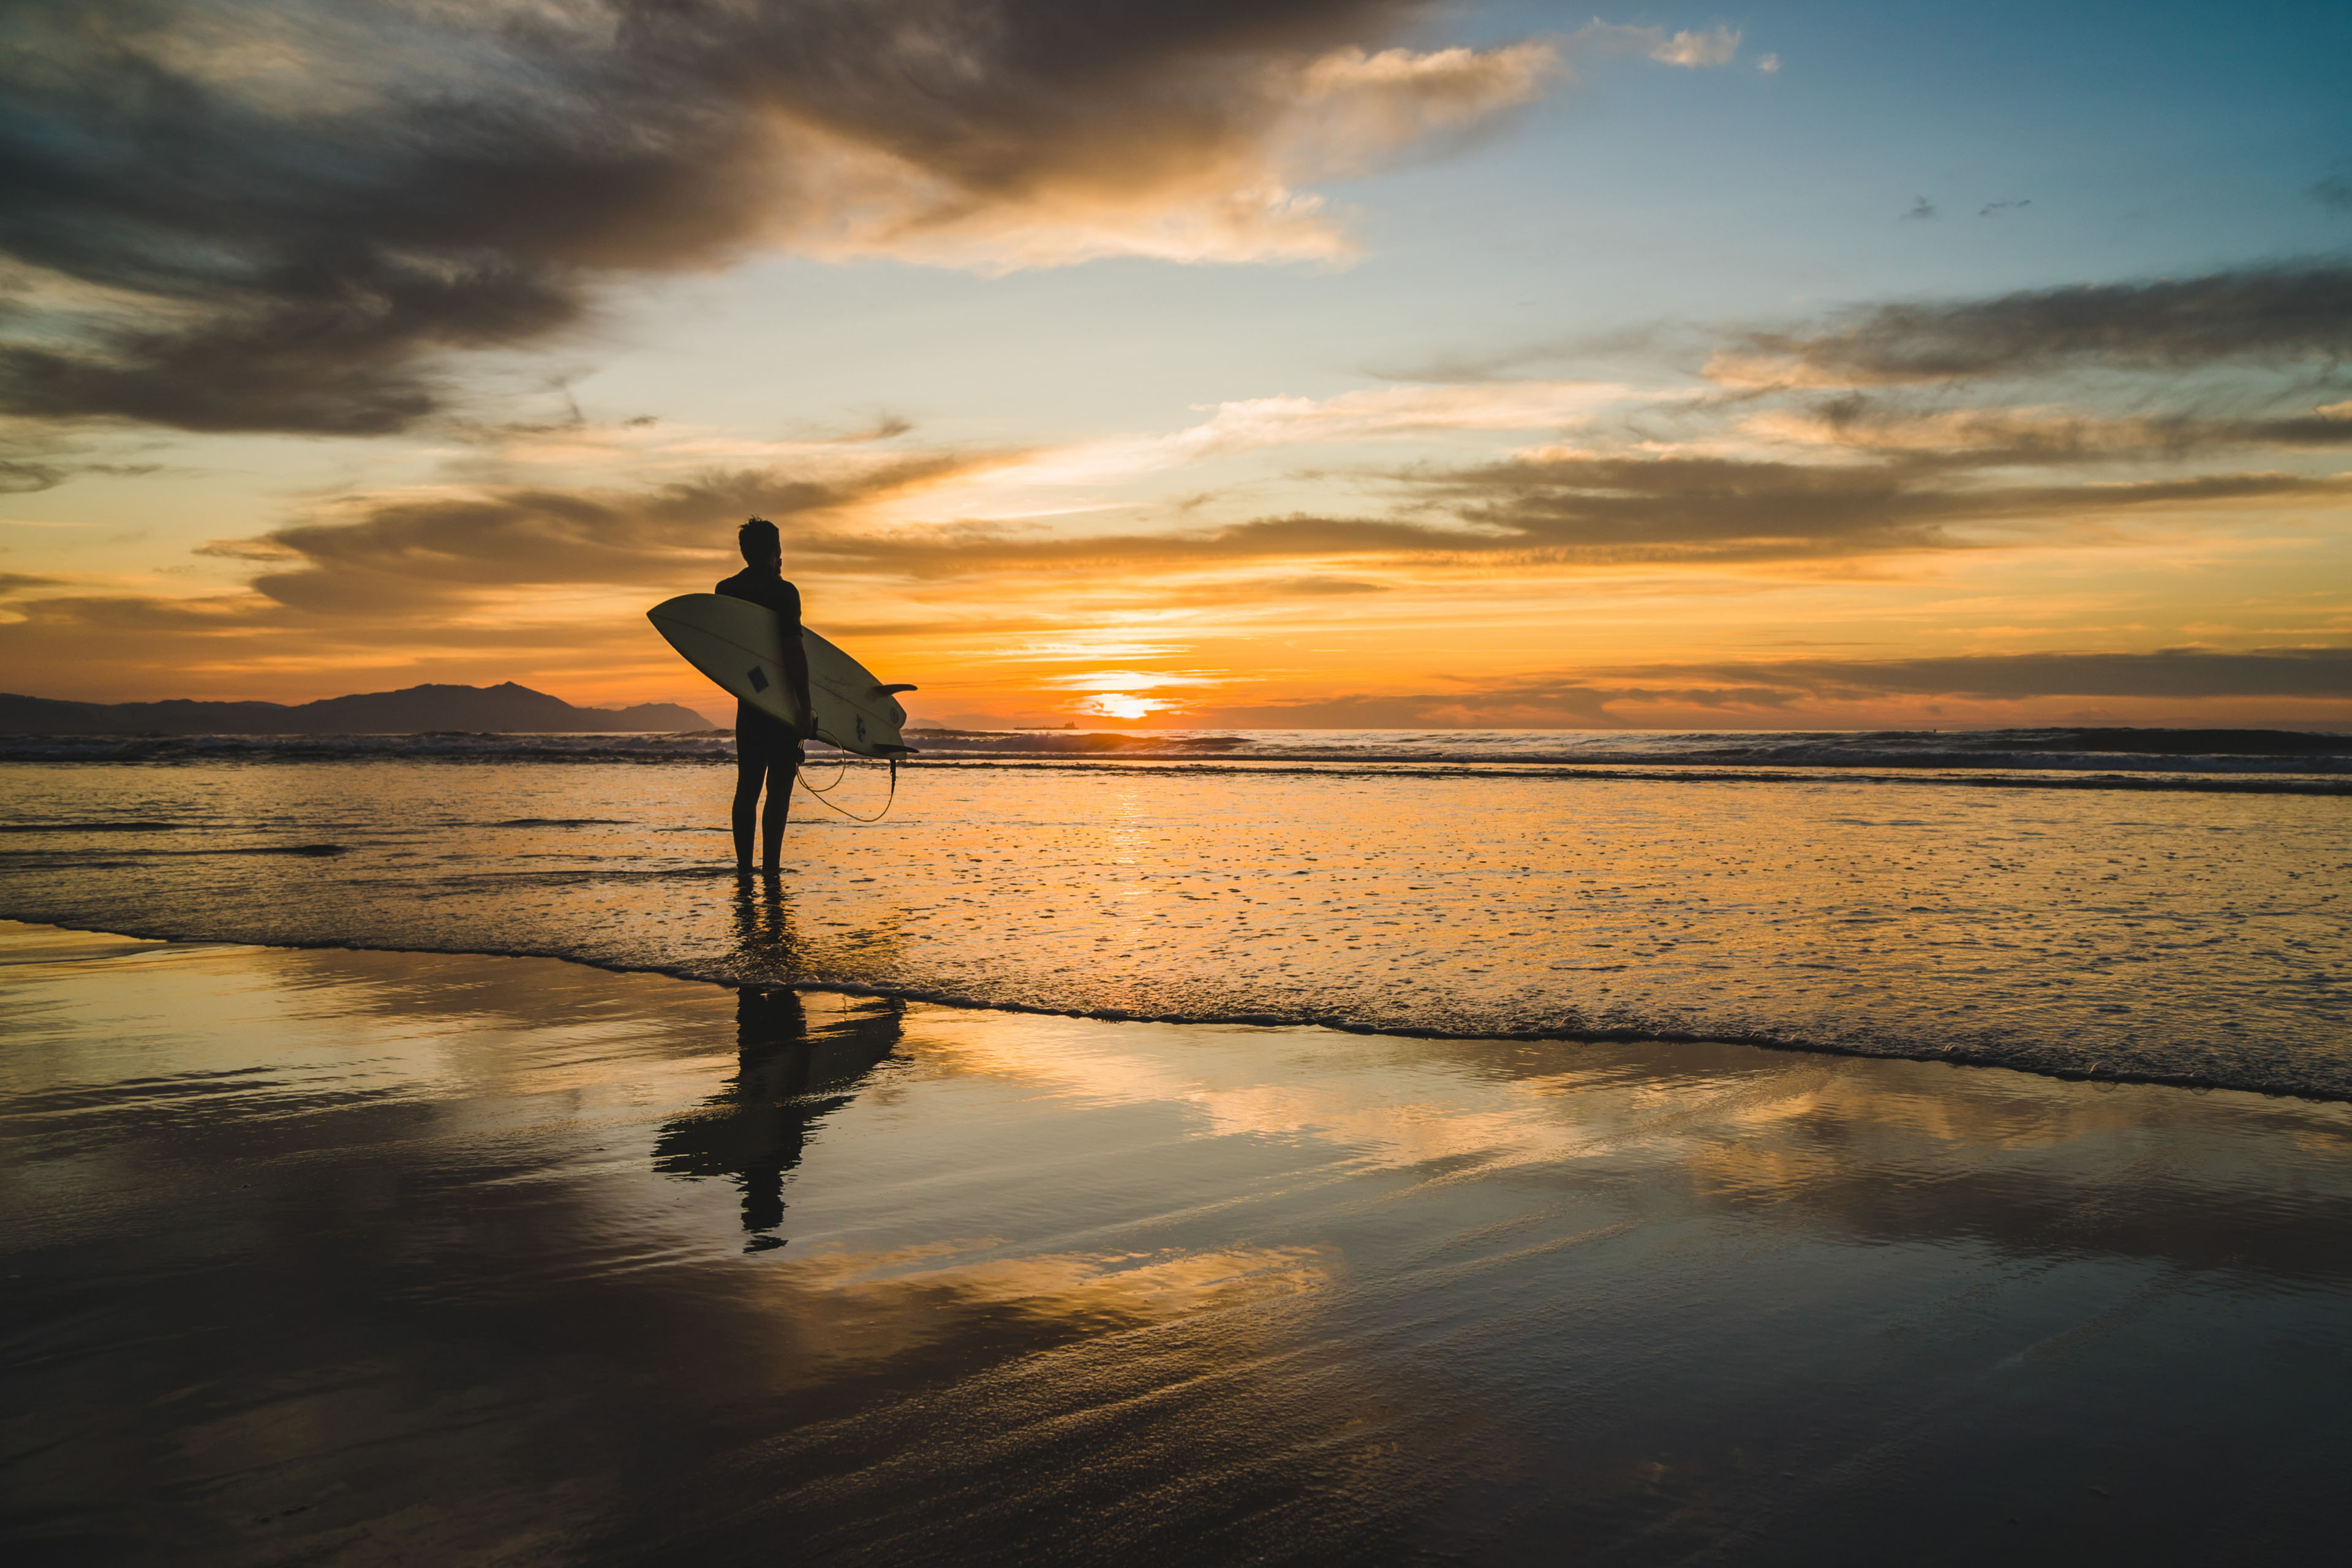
[1081,693,1171,721]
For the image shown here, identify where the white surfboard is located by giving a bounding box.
[647,593,917,758]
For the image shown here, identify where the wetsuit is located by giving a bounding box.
[715,567,812,870]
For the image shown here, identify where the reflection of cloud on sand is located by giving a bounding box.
[894,1012,2352,1283]
[908,1014,1826,1176]
[13,926,2352,1561]
[758,1243,1330,1370]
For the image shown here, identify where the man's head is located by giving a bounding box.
[738,516,781,571]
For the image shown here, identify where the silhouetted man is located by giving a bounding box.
[716,517,812,875]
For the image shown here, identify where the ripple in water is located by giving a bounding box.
[1,756,2346,1096]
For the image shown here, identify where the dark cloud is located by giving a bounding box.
[1774,395,2352,465]
[1379,261,2352,396]
[1724,263,2352,385]
[159,446,2352,618]
[1194,649,2352,727]
[0,0,1482,435]
[1488,648,2352,707]
[0,459,64,494]
[1194,682,1802,728]
[1403,454,2349,564]
[1197,688,1620,726]
[0,571,66,595]
[221,455,978,613]
[1265,575,1388,595]
[0,451,160,492]
[1424,453,1956,558]
[1660,647,2352,701]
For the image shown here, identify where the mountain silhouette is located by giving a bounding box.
[0,682,710,735]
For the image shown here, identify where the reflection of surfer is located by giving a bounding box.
[715,518,813,876]
[650,985,905,1251]
[728,872,797,976]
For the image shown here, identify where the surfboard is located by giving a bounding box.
[646,593,917,758]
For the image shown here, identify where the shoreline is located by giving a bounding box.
[13,916,2352,1108]
[8,745,2352,794]
[6,758,2345,1101]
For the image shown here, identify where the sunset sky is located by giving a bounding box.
[3,0,2349,729]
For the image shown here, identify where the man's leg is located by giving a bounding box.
[733,725,771,871]
[759,747,798,872]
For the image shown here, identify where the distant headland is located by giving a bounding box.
[0,682,709,736]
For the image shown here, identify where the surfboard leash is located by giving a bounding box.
[795,753,899,823]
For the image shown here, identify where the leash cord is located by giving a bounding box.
[795,752,899,823]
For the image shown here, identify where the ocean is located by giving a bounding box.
[7,727,2352,1562]
[2,726,2347,1097]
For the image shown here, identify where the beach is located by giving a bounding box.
[12,0,2351,1557]
[4,920,2350,1563]
[5,747,2352,1562]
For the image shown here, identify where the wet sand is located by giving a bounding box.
[4,919,2350,1564]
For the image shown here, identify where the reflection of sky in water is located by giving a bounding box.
[2,760,2348,1094]
[6,924,2351,1560]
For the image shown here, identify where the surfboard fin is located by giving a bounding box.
[873,683,918,696]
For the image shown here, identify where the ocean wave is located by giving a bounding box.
[4,753,2347,1101]
[12,911,2343,1104]
[0,730,745,763]
[0,842,345,863]
[903,725,2352,773]
[4,723,2345,775]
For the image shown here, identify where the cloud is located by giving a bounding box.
[890,379,1638,519]
[1569,23,1743,69]
[803,444,2348,579]
[1645,28,1743,68]
[220,453,990,615]
[1284,42,1558,176]
[1191,648,2352,728]
[1661,646,2352,700]
[17,249,2352,709]
[0,446,165,493]
[1741,398,2352,464]
[1168,380,1632,454]
[1396,451,2350,564]
[0,0,1561,436]
[110,405,2352,627]
[0,459,64,494]
[1710,263,2352,386]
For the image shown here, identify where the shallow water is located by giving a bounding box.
[7,723,2348,777]
[5,924,2349,1564]
[1,759,2348,1096]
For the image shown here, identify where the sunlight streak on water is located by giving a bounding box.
[1,761,2346,1095]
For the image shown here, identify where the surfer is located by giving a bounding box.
[715,518,813,875]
